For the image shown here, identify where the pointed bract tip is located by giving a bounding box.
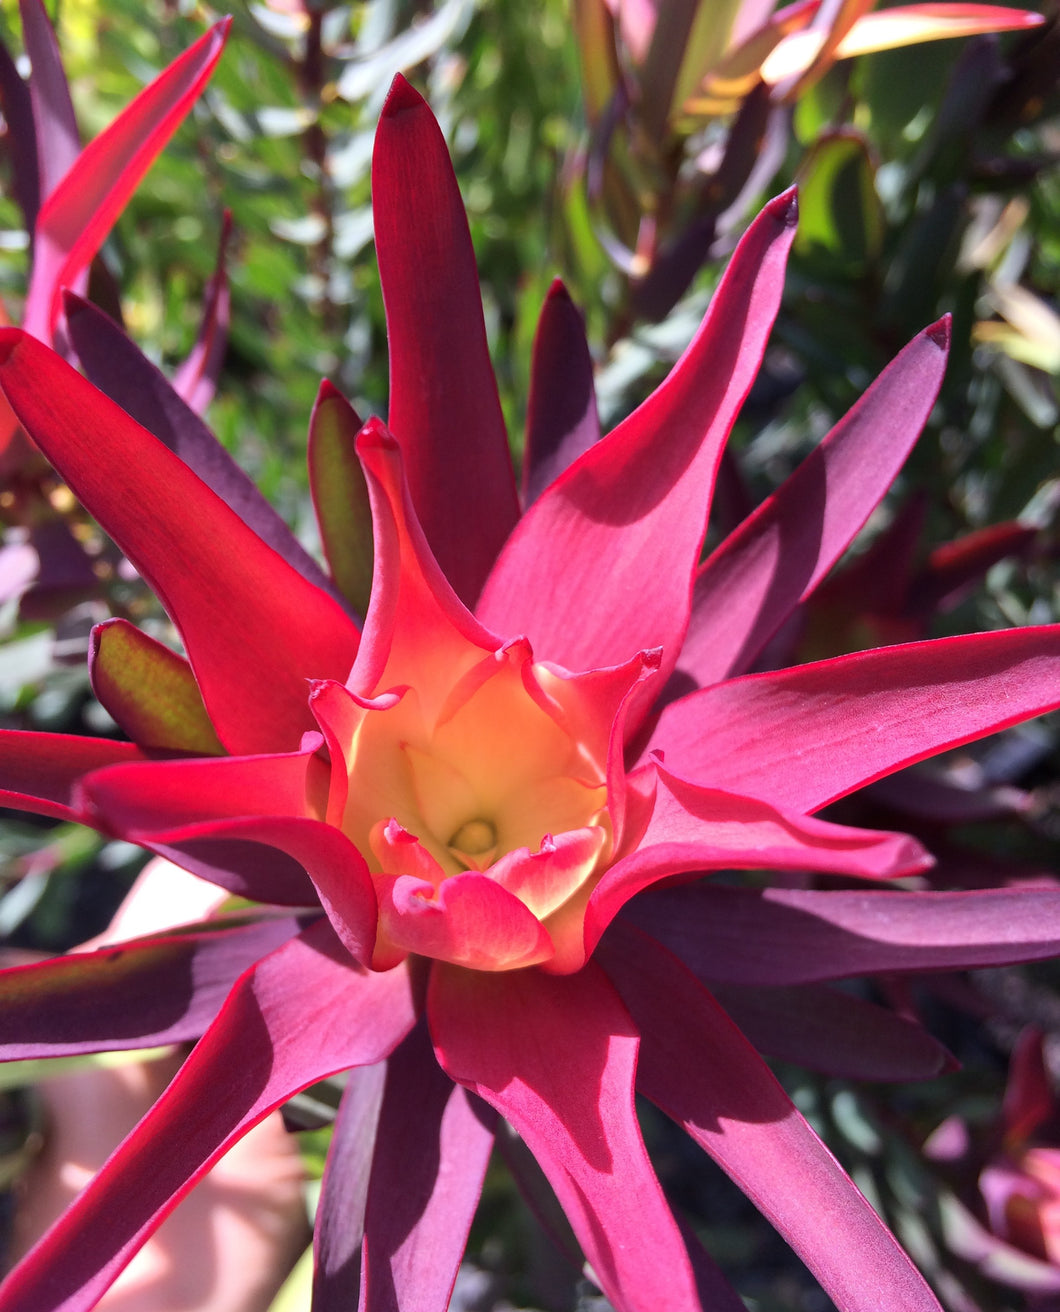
[315,378,344,403]
[0,327,23,367]
[354,414,398,455]
[381,73,427,121]
[215,15,234,38]
[546,277,572,303]
[60,287,91,319]
[770,185,798,227]
[926,314,952,351]
[88,617,122,656]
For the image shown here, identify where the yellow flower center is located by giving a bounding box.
[327,638,614,970]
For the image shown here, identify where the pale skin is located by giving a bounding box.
[5,859,310,1312]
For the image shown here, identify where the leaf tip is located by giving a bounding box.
[927,314,952,352]
[545,276,573,305]
[773,185,799,228]
[381,72,426,122]
[355,414,397,457]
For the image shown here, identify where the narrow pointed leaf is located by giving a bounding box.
[361,1021,496,1312]
[373,76,519,607]
[638,0,708,140]
[569,763,930,971]
[81,743,379,949]
[1001,1028,1053,1144]
[64,294,339,599]
[0,730,145,822]
[478,189,797,689]
[172,210,231,414]
[600,923,945,1312]
[768,0,872,100]
[0,32,40,228]
[679,318,949,687]
[18,0,79,203]
[349,419,500,698]
[834,5,1044,62]
[761,4,1042,84]
[648,627,1060,813]
[0,915,309,1058]
[571,0,623,123]
[89,619,224,755]
[308,380,373,616]
[627,883,1060,986]
[314,1063,388,1311]
[429,961,701,1312]
[0,922,418,1312]
[128,815,377,963]
[711,981,953,1080]
[0,329,360,754]
[79,744,322,829]
[523,280,601,506]
[23,19,229,340]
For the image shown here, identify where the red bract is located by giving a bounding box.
[0,75,1059,1312]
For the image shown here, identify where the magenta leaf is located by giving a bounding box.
[711,981,953,1081]
[0,329,360,754]
[18,0,79,204]
[0,30,40,229]
[477,190,797,695]
[80,752,382,919]
[578,763,930,966]
[0,914,310,1057]
[428,960,701,1312]
[0,921,418,1312]
[313,1063,388,1311]
[523,279,601,505]
[678,318,950,687]
[23,19,229,341]
[600,922,945,1312]
[141,816,377,963]
[63,293,340,601]
[172,209,231,414]
[0,730,145,822]
[360,1020,496,1312]
[80,747,325,906]
[80,745,320,831]
[627,883,1060,986]
[648,626,1060,812]
[372,76,519,607]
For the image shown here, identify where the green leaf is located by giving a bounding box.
[307,382,373,617]
[796,131,884,269]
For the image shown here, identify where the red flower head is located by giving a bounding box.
[0,73,1059,1312]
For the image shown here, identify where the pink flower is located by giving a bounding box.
[0,74,1059,1312]
[926,1031,1060,1298]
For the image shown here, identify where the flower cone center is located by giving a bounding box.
[332,640,613,969]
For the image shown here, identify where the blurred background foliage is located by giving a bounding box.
[0,0,1057,1308]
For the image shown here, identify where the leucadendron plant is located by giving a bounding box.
[0,70,1059,1312]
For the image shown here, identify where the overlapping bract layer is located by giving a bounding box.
[0,68,1057,1312]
